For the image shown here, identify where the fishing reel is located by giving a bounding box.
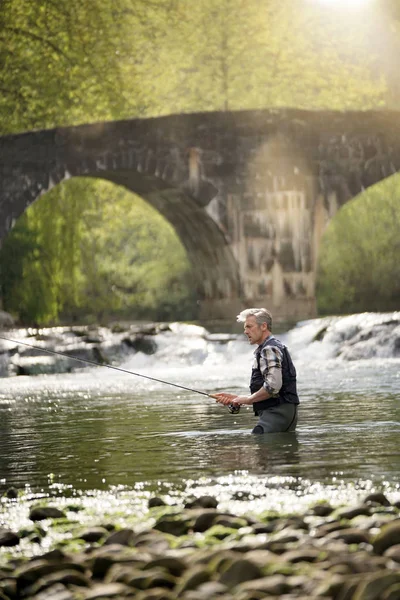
[228,403,240,414]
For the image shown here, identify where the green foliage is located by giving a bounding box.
[0,179,197,325]
[0,0,396,135]
[317,176,400,315]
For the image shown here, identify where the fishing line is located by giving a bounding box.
[0,335,214,398]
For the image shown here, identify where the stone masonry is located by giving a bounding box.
[1,109,400,321]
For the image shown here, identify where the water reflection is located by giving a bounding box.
[0,312,399,498]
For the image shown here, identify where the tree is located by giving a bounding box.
[0,178,197,324]
[317,175,400,315]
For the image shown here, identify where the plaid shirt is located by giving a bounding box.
[254,341,283,396]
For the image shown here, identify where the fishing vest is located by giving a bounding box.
[250,336,299,414]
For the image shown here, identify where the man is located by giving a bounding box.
[213,308,299,434]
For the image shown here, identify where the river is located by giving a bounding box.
[0,311,399,518]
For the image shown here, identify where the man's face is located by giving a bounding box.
[243,315,268,345]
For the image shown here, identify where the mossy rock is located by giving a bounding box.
[203,524,238,541]
[153,515,191,536]
[352,572,400,600]
[373,521,400,555]
[174,565,211,594]
[219,558,263,589]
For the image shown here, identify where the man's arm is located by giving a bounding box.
[213,346,283,406]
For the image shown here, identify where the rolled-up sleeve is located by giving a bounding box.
[259,345,283,396]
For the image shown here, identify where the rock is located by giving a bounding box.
[280,548,323,563]
[103,528,135,546]
[122,334,157,355]
[4,487,18,499]
[24,569,91,596]
[29,506,67,521]
[213,515,249,529]
[0,577,17,599]
[313,521,351,538]
[336,505,372,520]
[127,568,176,590]
[143,556,187,577]
[219,558,263,588]
[352,571,400,600]
[184,495,218,509]
[0,528,20,547]
[326,527,371,545]
[148,496,167,508]
[15,559,85,592]
[134,588,175,600]
[364,492,391,507]
[174,566,210,594]
[313,573,348,598]
[83,582,134,599]
[236,574,291,596]
[153,514,191,536]
[381,583,400,600]
[78,527,108,543]
[384,544,400,563]
[373,521,400,555]
[29,582,75,600]
[310,502,334,517]
[192,510,220,532]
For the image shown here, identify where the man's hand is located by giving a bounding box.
[212,392,249,406]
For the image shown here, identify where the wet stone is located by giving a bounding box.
[373,521,400,555]
[313,573,348,598]
[236,574,291,596]
[78,527,108,543]
[15,559,85,592]
[143,556,187,577]
[128,568,176,590]
[313,520,351,538]
[103,528,135,546]
[148,496,167,508]
[29,582,75,600]
[219,558,263,588]
[336,505,372,520]
[280,548,323,563]
[326,527,371,545]
[4,487,18,499]
[0,577,17,599]
[24,569,91,596]
[352,571,400,600]
[184,495,218,509]
[310,503,334,517]
[153,515,191,536]
[29,506,67,521]
[364,492,392,507]
[174,565,211,594]
[384,544,400,563]
[382,582,400,600]
[134,589,175,600]
[213,515,249,530]
[0,528,20,547]
[83,582,134,599]
[192,509,220,532]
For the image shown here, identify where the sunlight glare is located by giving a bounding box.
[318,0,372,4]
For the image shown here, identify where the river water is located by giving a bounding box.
[0,312,399,518]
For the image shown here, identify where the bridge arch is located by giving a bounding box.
[2,109,400,321]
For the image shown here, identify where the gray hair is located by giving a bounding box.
[237,308,273,330]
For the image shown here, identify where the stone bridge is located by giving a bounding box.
[1,109,400,322]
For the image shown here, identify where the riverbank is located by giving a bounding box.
[0,490,400,599]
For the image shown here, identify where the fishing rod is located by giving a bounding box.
[0,334,215,398]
